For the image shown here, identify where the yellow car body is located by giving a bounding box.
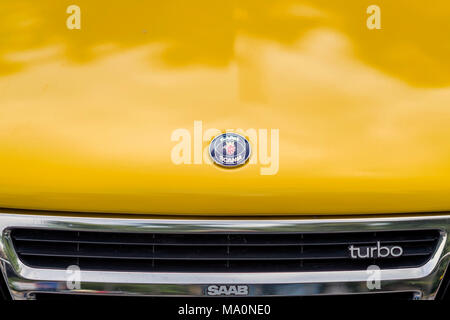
[1,1,450,216]
[1,1,450,302]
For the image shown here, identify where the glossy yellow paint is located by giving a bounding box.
[1,1,450,215]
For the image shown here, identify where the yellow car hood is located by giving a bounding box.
[1,1,450,216]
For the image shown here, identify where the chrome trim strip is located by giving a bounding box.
[0,213,449,300]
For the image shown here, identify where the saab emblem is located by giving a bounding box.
[209,133,251,168]
[206,285,249,296]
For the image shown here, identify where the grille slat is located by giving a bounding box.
[14,243,435,260]
[11,230,439,246]
[10,229,440,272]
[11,236,439,247]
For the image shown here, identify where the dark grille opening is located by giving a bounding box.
[0,270,11,300]
[10,229,440,273]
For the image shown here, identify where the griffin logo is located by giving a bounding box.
[224,141,236,155]
[209,133,251,168]
[206,285,249,296]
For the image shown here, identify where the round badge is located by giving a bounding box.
[209,133,251,168]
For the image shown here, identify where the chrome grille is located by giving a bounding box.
[10,228,440,272]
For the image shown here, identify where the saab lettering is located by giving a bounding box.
[206,285,249,296]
